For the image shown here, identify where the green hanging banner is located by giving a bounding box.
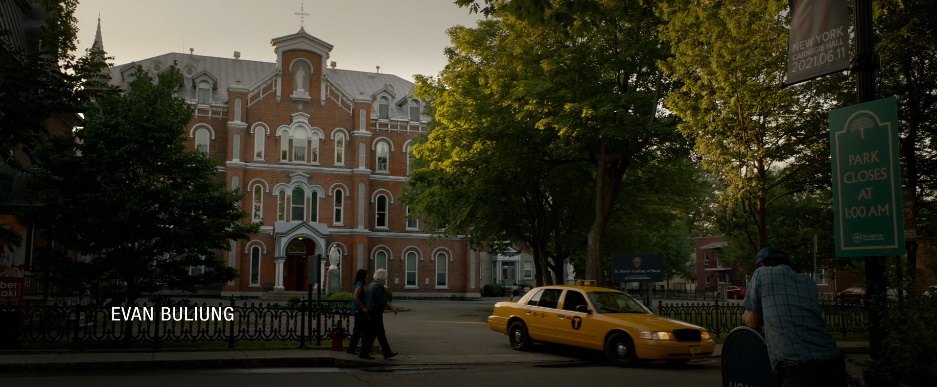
[829,96,905,257]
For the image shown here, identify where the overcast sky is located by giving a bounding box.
[75,0,482,82]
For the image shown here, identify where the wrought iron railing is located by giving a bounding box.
[656,300,867,338]
[0,299,351,350]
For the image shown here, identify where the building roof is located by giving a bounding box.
[0,0,44,61]
[107,53,419,117]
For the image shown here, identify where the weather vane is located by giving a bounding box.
[295,2,310,29]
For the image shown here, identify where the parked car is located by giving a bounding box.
[725,286,746,300]
[487,281,715,366]
[835,287,866,304]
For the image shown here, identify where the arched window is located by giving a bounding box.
[293,128,308,162]
[291,187,305,222]
[197,81,211,105]
[333,189,343,225]
[378,97,389,119]
[310,132,320,163]
[405,251,418,287]
[276,190,286,221]
[250,246,261,286]
[280,134,289,160]
[310,191,319,222]
[375,194,388,228]
[195,128,210,153]
[252,185,263,222]
[375,250,388,272]
[405,144,413,175]
[334,132,345,165]
[406,206,418,230]
[409,100,421,122]
[436,251,448,287]
[376,142,389,173]
[254,128,265,160]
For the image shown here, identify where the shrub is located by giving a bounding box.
[482,284,503,297]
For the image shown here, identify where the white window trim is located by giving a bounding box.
[375,194,389,229]
[435,252,448,289]
[405,250,419,289]
[249,246,262,286]
[333,189,344,226]
[251,185,263,222]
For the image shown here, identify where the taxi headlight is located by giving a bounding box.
[701,331,712,341]
[639,331,674,340]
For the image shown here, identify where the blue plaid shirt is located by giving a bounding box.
[743,265,838,369]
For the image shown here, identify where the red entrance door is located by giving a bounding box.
[284,255,308,291]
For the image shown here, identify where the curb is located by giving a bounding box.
[0,356,372,373]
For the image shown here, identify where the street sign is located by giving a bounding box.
[612,254,663,283]
[784,0,851,86]
[830,96,905,257]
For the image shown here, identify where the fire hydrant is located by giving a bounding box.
[329,327,346,352]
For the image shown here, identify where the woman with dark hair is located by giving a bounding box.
[345,269,369,354]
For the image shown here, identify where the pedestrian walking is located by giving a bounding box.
[742,247,846,387]
[358,268,398,360]
[345,269,369,355]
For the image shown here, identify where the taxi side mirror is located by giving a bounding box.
[576,304,591,314]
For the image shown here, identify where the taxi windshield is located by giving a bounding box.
[587,291,651,314]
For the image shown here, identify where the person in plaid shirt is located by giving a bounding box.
[743,247,845,387]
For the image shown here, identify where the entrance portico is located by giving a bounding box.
[273,221,329,291]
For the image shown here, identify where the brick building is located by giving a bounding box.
[107,28,480,298]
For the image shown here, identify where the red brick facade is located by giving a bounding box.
[110,29,479,297]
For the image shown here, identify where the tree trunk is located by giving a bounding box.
[585,148,629,285]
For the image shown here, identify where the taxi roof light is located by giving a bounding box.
[575,279,597,287]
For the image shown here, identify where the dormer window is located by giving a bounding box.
[409,100,421,122]
[379,97,389,119]
[197,81,211,105]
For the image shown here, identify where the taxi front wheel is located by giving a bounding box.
[605,332,637,367]
[508,321,532,351]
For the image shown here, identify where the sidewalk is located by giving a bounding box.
[0,341,870,373]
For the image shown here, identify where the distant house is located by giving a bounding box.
[693,236,735,291]
[1,0,81,294]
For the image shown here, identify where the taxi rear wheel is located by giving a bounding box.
[605,332,637,367]
[508,321,531,351]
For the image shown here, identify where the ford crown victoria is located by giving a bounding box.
[487,282,715,366]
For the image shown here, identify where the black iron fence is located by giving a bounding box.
[0,299,351,350]
[656,300,867,338]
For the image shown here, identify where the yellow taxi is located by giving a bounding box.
[487,281,714,366]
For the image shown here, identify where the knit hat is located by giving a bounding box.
[755,247,791,267]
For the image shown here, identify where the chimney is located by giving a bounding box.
[330,61,336,69]
[234,51,241,59]
[189,48,194,55]
[376,65,380,73]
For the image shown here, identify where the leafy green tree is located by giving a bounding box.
[876,0,937,278]
[27,67,257,306]
[407,22,594,285]
[448,0,680,284]
[659,0,842,258]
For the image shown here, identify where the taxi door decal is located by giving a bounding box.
[571,316,583,330]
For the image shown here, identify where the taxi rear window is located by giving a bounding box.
[527,288,561,309]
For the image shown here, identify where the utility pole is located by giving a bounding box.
[853,1,886,384]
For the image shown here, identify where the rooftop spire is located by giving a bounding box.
[294,2,309,30]
[91,14,104,52]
